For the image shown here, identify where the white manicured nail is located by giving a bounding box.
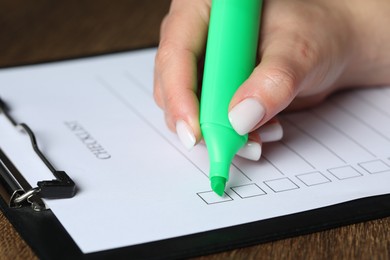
[258,122,283,142]
[229,98,266,135]
[176,120,196,150]
[236,141,262,161]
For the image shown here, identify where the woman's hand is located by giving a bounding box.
[154,0,390,160]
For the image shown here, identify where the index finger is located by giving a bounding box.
[154,0,211,142]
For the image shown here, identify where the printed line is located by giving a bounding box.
[310,108,377,158]
[329,98,390,143]
[279,139,316,169]
[354,90,390,119]
[282,116,347,163]
[123,71,152,96]
[96,76,209,179]
[261,155,285,176]
[231,163,252,182]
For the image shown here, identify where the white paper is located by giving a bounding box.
[0,48,389,253]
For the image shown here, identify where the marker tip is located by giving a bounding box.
[211,176,226,196]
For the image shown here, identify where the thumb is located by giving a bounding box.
[228,37,317,135]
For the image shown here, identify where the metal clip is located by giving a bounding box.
[0,96,76,210]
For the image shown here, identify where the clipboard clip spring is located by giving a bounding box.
[0,97,76,211]
[12,187,40,204]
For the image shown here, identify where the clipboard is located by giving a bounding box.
[1,49,390,260]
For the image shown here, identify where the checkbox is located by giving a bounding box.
[296,171,331,186]
[328,166,362,180]
[231,184,266,198]
[359,160,390,174]
[264,178,299,193]
[197,191,233,205]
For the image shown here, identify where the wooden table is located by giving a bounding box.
[1,1,389,259]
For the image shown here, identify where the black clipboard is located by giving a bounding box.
[1,52,390,260]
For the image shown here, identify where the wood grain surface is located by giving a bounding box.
[1,1,389,259]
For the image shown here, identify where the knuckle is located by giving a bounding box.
[263,66,298,101]
[155,43,174,71]
[296,36,320,68]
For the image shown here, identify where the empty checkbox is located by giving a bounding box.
[296,171,331,186]
[264,178,299,193]
[359,160,390,174]
[328,166,362,180]
[231,184,266,198]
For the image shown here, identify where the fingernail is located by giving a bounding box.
[229,98,266,135]
[176,120,196,150]
[258,122,283,142]
[236,141,262,161]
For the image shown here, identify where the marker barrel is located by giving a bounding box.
[200,0,262,191]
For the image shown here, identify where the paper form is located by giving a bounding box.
[0,48,389,253]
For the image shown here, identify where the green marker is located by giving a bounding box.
[200,0,263,196]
